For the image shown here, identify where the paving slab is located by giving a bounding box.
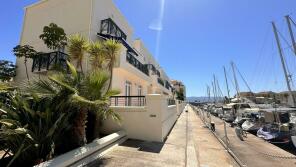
[188,107,238,167]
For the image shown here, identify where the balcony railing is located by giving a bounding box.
[157,78,164,86]
[165,80,171,90]
[167,99,176,106]
[126,52,149,76]
[110,96,146,106]
[98,18,140,57]
[32,51,68,72]
[146,64,160,77]
[100,18,127,40]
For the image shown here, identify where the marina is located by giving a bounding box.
[191,105,296,167]
[2,0,296,166]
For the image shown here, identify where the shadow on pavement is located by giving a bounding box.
[120,139,165,153]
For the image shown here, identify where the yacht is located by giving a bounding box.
[257,108,296,143]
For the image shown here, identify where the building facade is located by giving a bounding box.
[15,0,173,97]
[171,80,186,100]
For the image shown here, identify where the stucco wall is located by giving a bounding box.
[16,0,92,83]
[100,94,185,142]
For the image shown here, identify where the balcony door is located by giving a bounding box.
[138,86,142,106]
[125,81,132,106]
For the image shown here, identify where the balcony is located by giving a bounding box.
[98,18,139,57]
[147,64,160,77]
[110,96,146,106]
[126,52,149,76]
[165,80,171,90]
[100,18,127,40]
[157,78,164,86]
[32,51,68,72]
[167,98,176,106]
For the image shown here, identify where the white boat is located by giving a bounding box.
[256,107,296,143]
[292,136,296,148]
[242,112,264,132]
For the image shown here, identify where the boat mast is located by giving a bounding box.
[212,81,216,103]
[231,61,240,99]
[223,66,231,98]
[214,75,217,103]
[272,21,296,107]
[285,15,296,56]
[216,79,223,100]
[207,85,211,102]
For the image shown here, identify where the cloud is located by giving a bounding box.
[149,0,165,31]
[149,19,163,31]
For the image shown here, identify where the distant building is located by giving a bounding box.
[171,80,186,100]
[238,91,296,106]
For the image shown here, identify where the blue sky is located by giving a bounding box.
[1,0,296,97]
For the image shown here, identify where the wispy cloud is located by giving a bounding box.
[149,0,166,61]
[149,19,163,31]
[149,0,165,32]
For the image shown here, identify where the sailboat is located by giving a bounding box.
[257,107,296,143]
[272,15,296,147]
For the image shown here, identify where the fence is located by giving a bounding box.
[167,98,176,106]
[110,96,146,106]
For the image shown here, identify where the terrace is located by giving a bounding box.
[31,51,68,72]
[126,52,149,76]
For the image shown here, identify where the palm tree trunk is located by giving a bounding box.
[24,58,30,81]
[107,64,113,91]
[80,61,84,74]
[73,108,88,146]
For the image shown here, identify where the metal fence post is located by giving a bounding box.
[224,121,229,149]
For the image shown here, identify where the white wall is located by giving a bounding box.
[100,94,185,142]
[16,0,92,83]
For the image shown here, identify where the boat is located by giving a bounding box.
[257,107,296,143]
[222,102,252,124]
[242,112,264,133]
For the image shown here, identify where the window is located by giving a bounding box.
[138,85,142,96]
[137,85,143,106]
[125,81,132,106]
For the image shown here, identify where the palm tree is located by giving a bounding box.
[13,45,37,81]
[87,41,106,70]
[28,62,120,147]
[68,34,87,74]
[0,89,70,166]
[103,39,121,91]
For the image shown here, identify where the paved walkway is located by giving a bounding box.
[87,106,237,167]
[211,114,296,167]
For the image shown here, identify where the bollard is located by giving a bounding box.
[211,122,215,131]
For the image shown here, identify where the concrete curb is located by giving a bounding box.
[35,131,127,167]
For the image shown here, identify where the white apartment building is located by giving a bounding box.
[15,0,173,99]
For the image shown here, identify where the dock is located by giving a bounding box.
[203,109,296,167]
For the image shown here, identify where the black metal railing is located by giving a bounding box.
[165,80,171,90]
[100,18,127,40]
[168,99,176,106]
[110,96,146,106]
[146,64,160,77]
[32,51,68,72]
[126,52,149,76]
[157,78,164,86]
